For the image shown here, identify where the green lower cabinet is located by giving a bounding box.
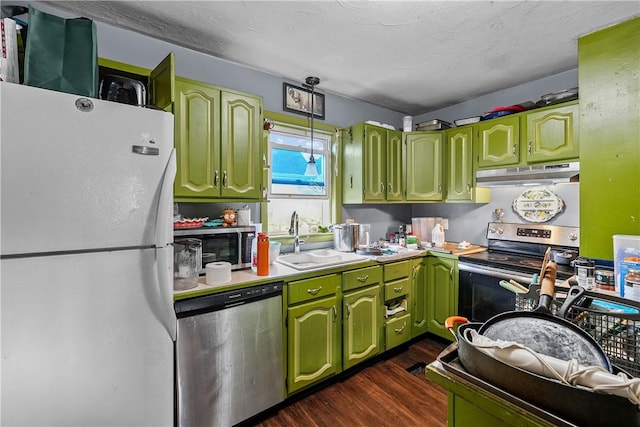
[426,255,458,341]
[287,294,341,394]
[411,257,428,337]
[342,284,383,370]
[385,313,412,349]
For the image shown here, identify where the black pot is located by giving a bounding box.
[454,322,639,427]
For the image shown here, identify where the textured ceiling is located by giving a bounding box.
[39,1,640,115]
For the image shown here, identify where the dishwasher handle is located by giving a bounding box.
[175,282,283,318]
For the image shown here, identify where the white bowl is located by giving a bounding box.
[269,241,281,264]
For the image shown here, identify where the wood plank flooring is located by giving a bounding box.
[250,335,451,427]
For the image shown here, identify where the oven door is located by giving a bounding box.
[458,263,535,323]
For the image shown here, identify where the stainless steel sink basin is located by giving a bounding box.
[276,249,369,270]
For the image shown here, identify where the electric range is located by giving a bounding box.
[457,222,579,322]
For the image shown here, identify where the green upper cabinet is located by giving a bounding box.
[476,115,520,168]
[405,131,443,201]
[174,78,220,198]
[426,255,458,342]
[523,102,579,163]
[174,77,263,201]
[387,129,404,201]
[579,17,640,259]
[342,123,404,203]
[445,126,474,201]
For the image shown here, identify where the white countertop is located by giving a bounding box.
[173,248,429,300]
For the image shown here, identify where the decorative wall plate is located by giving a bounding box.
[512,188,564,223]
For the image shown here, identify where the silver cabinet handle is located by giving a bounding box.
[307,286,322,295]
[350,175,353,189]
[513,144,517,155]
[222,171,228,188]
[262,154,267,166]
[332,306,338,322]
[394,321,407,334]
[345,303,351,319]
[380,182,385,193]
[357,275,369,282]
[450,267,454,280]
[214,170,219,188]
[388,183,393,193]
[528,141,532,154]
[393,286,403,293]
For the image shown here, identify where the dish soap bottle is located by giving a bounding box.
[432,224,445,248]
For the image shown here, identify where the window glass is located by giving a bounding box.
[268,123,331,235]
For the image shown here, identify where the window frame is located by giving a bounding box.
[261,111,341,240]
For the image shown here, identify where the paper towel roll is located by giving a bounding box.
[205,262,232,285]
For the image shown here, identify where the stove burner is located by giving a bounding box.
[487,254,509,261]
[519,259,542,268]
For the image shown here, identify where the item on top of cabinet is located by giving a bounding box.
[481,104,525,120]
[538,87,579,106]
[415,119,452,131]
[221,209,236,227]
[453,116,481,126]
[402,116,413,132]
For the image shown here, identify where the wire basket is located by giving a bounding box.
[515,284,640,377]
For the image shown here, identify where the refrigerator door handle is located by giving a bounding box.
[156,148,177,248]
[158,246,177,341]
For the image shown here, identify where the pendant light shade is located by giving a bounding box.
[304,76,320,176]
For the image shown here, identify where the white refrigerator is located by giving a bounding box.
[0,82,176,426]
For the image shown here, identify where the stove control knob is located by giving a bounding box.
[489,226,497,234]
[568,232,578,241]
[497,228,504,235]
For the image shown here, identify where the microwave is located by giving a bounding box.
[174,226,256,273]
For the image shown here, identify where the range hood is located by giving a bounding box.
[476,162,580,187]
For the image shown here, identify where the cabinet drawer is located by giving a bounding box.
[383,260,411,282]
[384,277,411,300]
[288,274,339,305]
[342,266,382,291]
[385,313,412,350]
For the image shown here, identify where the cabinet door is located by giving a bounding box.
[411,257,428,338]
[174,79,221,198]
[386,129,404,201]
[363,124,386,201]
[426,256,458,341]
[220,91,262,199]
[405,132,443,201]
[524,103,579,163]
[287,295,341,394]
[342,127,364,204]
[477,116,520,168]
[343,285,382,370]
[149,53,175,111]
[446,127,474,201]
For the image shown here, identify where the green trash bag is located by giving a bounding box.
[24,6,98,97]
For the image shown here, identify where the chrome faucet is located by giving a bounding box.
[289,211,301,253]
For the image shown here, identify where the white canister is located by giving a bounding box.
[403,116,413,132]
[205,262,232,285]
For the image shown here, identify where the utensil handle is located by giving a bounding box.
[540,261,558,297]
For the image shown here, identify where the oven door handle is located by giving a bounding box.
[458,263,534,284]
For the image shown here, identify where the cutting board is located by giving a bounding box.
[428,242,487,256]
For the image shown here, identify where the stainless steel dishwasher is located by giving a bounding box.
[175,282,284,427]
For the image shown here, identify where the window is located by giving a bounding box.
[267,121,332,235]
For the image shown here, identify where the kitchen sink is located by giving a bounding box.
[276,249,369,270]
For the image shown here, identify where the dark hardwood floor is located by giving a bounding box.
[251,335,451,427]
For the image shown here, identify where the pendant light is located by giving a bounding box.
[304,76,320,176]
